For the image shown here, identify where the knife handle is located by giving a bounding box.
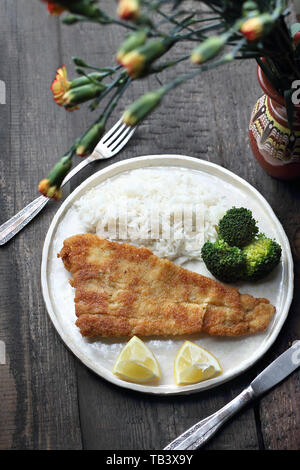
[0,196,49,245]
[164,385,255,450]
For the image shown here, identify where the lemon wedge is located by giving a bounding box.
[174,341,222,385]
[113,336,161,383]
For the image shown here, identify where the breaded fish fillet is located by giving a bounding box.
[58,234,275,338]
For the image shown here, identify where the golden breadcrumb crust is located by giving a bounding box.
[58,234,275,338]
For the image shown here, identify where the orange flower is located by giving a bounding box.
[50,66,107,111]
[50,65,78,111]
[38,179,62,200]
[121,50,145,78]
[38,155,72,200]
[41,1,66,16]
[51,65,70,105]
[120,39,169,78]
[117,0,140,21]
[240,14,274,42]
[240,18,263,41]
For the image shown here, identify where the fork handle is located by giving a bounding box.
[164,386,254,450]
[0,156,93,246]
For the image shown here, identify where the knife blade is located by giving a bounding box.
[251,340,300,396]
[164,341,300,450]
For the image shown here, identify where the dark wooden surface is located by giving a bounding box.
[0,0,299,450]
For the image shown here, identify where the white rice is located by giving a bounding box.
[74,168,227,263]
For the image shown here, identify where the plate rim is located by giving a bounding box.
[41,154,294,395]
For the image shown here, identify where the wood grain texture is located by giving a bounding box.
[0,0,299,450]
[0,0,82,450]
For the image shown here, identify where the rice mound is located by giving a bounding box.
[75,168,227,263]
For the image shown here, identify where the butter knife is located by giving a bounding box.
[164,341,300,450]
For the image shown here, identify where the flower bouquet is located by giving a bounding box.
[38,0,300,198]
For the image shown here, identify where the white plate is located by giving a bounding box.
[41,155,294,395]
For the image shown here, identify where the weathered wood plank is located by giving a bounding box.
[57,0,260,450]
[255,236,300,449]
[0,0,299,450]
[0,0,82,449]
[76,363,260,450]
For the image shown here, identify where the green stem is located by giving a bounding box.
[89,72,128,110]
[81,16,161,37]
[162,55,231,93]
[103,77,132,121]
[73,57,122,75]
[63,78,131,159]
[148,54,189,73]
[177,21,224,40]
[156,8,195,33]
[161,38,246,95]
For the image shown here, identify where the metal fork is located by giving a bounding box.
[0,119,136,245]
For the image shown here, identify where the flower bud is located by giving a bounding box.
[39,179,63,200]
[39,155,72,200]
[41,1,65,16]
[51,66,107,110]
[62,15,80,25]
[122,88,165,125]
[76,120,106,156]
[117,0,140,21]
[41,0,106,19]
[190,35,227,64]
[121,39,171,78]
[242,1,260,17]
[240,14,274,42]
[116,30,147,64]
[63,83,106,109]
[68,1,104,19]
[51,65,71,106]
[73,57,88,67]
[120,50,145,78]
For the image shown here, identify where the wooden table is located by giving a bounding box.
[0,1,299,451]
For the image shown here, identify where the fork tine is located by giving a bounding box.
[110,126,136,155]
[104,123,127,147]
[107,125,132,149]
[92,118,136,160]
[100,119,123,144]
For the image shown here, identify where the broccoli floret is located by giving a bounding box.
[242,233,282,281]
[218,207,258,247]
[201,239,246,283]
